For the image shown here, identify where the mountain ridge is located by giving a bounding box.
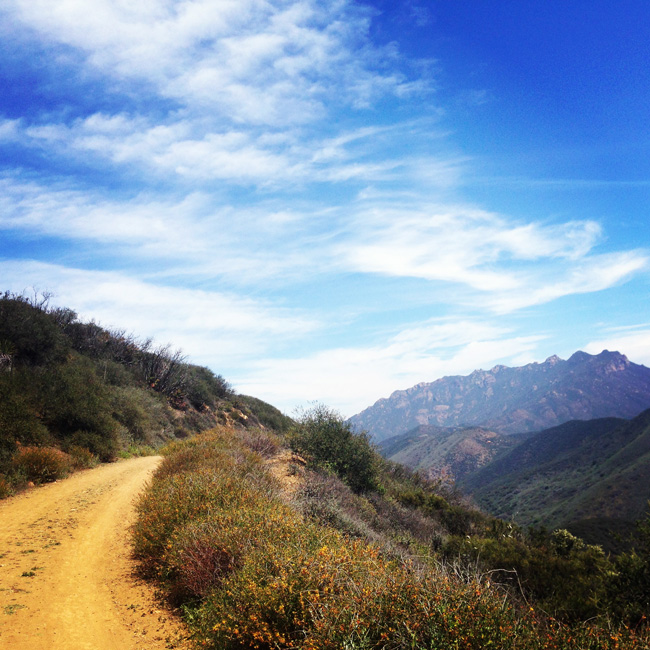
[350,350,650,442]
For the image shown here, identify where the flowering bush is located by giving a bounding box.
[12,445,72,483]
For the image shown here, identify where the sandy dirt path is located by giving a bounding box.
[0,456,192,650]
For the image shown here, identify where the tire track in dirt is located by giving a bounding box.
[0,456,192,649]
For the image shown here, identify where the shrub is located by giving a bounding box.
[110,385,169,445]
[0,295,69,367]
[238,427,281,458]
[12,446,72,483]
[0,372,53,459]
[133,428,279,576]
[66,445,98,469]
[607,510,650,625]
[288,404,381,493]
[236,395,294,433]
[184,365,232,409]
[66,429,119,463]
[37,356,121,459]
[0,475,11,498]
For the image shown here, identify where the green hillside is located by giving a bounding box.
[461,413,650,545]
[0,291,285,494]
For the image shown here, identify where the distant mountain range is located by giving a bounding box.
[362,350,650,550]
[350,350,650,442]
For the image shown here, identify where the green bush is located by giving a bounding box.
[184,365,232,409]
[607,510,650,625]
[66,445,98,469]
[288,404,381,493]
[0,295,69,367]
[0,372,53,463]
[110,385,170,445]
[65,429,118,463]
[236,395,294,433]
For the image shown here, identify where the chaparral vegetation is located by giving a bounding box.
[134,410,650,649]
[1,292,648,647]
[0,291,284,492]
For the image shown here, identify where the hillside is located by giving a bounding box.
[459,411,650,544]
[0,291,288,494]
[379,424,526,484]
[350,350,650,442]
[381,413,650,550]
[131,418,650,647]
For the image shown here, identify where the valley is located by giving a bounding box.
[359,353,650,550]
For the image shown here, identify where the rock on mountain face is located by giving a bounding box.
[350,350,650,442]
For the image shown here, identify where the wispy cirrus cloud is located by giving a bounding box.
[2,0,422,127]
[1,170,646,310]
[0,173,319,282]
[337,203,648,311]
[7,114,449,187]
[0,259,318,365]
[484,251,649,314]
[239,319,545,415]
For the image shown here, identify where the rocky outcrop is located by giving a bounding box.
[350,350,650,441]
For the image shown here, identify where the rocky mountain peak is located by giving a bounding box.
[349,350,650,442]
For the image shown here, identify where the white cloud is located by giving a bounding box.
[585,327,650,368]
[2,172,646,311]
[3,0,417,127]
[0,173,331,284]
[0,175,212,253]
[0,119,20,141]
[13,113,446,186]
[238,319,546,415]
[0,259,319,366]
[337,204,647,311]
[485,251,649,314]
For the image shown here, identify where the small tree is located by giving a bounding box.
[288,404,381,493]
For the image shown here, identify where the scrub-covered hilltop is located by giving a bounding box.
[0,291,288,494]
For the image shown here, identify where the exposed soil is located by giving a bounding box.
[0,456,192,649]
[266,449,306,500]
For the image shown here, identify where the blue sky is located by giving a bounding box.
[1,1,649,416]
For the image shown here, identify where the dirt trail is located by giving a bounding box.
[0,456,191,650]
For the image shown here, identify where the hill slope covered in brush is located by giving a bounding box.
[0,291,289,494]
[133,410,650,648]
[461,410,650,537]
